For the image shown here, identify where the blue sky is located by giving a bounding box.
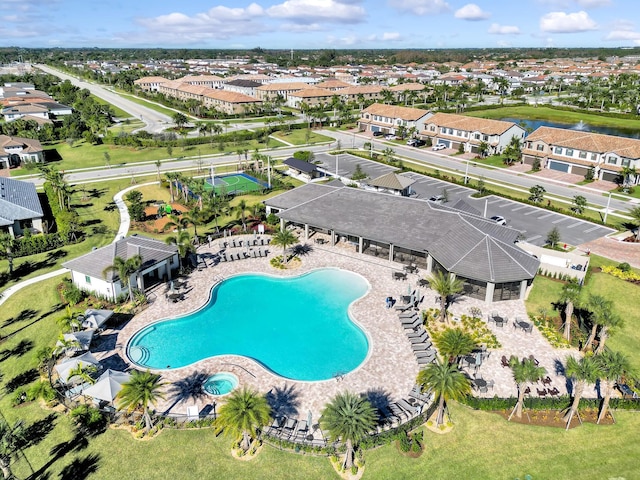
[2,0,639,49]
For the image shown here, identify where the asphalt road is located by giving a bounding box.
[315,152,614,247]
[35,64,174,133]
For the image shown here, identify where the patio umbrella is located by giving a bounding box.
[98,369,131,384]
[81,309,114,330]
[83,372,130,404]
[307,410,313,429]
[57,330,95,354]
[55,352,99,384]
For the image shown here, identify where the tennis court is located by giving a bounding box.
[204,173,267,195]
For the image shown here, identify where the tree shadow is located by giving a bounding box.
[18,413,58,449]
[292,243,313,256]
[104,202,117,212]
[87,188,107,199]
[5,304,64,339]
[3,308,39,328]
[163,371,209,414]
[361,388,392,411]
[5,368,39,393]
[58,453,101,480]
[0,339,35,362]
[265,383,300,418]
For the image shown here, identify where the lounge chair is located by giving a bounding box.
[408,333,429,344]
[397,398,420,416]
[416,356,435,365]
[414,348,436,357]
[294,420,308,441]
[394,303,413,312]
[406,327,427,338]
[388,403,409,421]
[399,311,418,320]
[266,417,284,435]
[412,342,432,351]
[401,318,422,330]
[281,418,297,439]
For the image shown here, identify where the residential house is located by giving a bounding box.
[522,126,640,183]
[0,177,44,237]
[63,235,179,301]
[0,135,45,169]
[176,74,225,89]
[358,103,432,136]
[255,82,309,101]
[338,85,384,106]
[315,79,352,91]
[420,113,525,155]
[133,76,170,92]
[202,89,263,115]
[286,87,334,108]
[223,79,262,98]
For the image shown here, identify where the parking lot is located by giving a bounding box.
[312,153,615,247]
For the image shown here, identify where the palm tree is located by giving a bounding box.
[102,254,143,304]
[416,360,470,427]
[434,328,476,365]
[53,333,80,357]
[628,206,640,241]
[563,356,602,429]
[233,199,250,231]
[596,351,631,424]
[582,295,612,352]
[165,230,195,271]
[508,357,547,420]
[215,387,271,453]
[67,364,98,385]
[429,271,463,323]
[56,305,82,332]
[320,392,377,471]
[595,309,623,354]
[559,280,581,342]
[0,234,14,276]
[154,159,162,181]
[270,228,298,264]
[0,418,26,480]
[116,370,165,433]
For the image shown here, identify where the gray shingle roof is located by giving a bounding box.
[366,172,415,190]
[63,235,178,282]
[283,157,319,174]
[0,177,44,225]
[267,185,538,283]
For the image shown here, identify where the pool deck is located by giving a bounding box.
[107,234,592,421]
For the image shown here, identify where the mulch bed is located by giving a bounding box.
[138,203,189,233]
[495,408,614,428]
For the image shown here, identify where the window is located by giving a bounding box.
[622,158,630,167]
[475,133,480,140]
[536,144,544,151]
[566,149,573,156]
[591,153,598,161]
[85,275,91,284]
[579,151,587,159]
[555,147,563,154]
[483,135,488,141]
[448,128,453,134]
[607,156,617,165]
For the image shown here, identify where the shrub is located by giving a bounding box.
[398,430,411,452]
[617,262,631,272]
[602,265,640,282]
[70,404,106,434]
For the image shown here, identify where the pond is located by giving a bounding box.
[500,118,640,139]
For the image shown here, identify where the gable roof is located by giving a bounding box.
[425,112,521,136]
[63,235,178,282]
[0,135,43,154]
[362,103,431,121]
[0,177,44,226]
[283,157,319,174]
[526,126,640,158]
[266,184,538,283]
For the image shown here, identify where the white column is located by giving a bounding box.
[519,280,528,300]
[389,244,394,262]
[304,224,309,241]
[358,236,363,254]
[485,282,495,303]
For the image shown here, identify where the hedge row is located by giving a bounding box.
[42,182,81,241]
[460,395,640,411]
[9,233,66,258]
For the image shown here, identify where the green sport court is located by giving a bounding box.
[204,173,267,195]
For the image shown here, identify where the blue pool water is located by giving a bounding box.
[127,269,370,381]
[203,373,238,396]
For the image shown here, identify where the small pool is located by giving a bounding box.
[203,373,238,396]
[127,269,370,381]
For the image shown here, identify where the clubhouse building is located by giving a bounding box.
[265,184,539,304]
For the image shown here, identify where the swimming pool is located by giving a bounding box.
[127,269,370,381]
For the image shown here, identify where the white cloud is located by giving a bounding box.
[604,30,640,44]
[454,3,490,21]
[136,4,269,42]
[381,31,402,40]
[575,0,611,7]
[488,23,520,35]
[540,11,597,33]
[267,0,366,24]
[388,0,450,16]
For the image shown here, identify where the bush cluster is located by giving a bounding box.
[601,265,640,283]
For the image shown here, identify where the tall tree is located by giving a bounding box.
[116,370,165,433]
[429,271,463,323]
[583,295,612,352]
[270,228,298,264]
[0,419,26,480]
[508,357,547,420]
[165,230,195,270]
[434,328,476,365]
[214,387,271,453]
[595,351,632,424]
[320,392,377,471]
[628,206,640,241]
[563,356,601,429]
[559,280,582,342]
[595,309,623,354]
[233,199,250,231]
[102,254,143,304]
[0,234,14,276]
[416,360,470,427]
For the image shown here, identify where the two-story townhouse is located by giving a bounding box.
[255,82,309,102]
[358,103,432,136]
[338,85,384,106]
[286,88,335,109]
[201,89,263,115]
[133,76,170,92]
[420,113,525,155]
[176,74,225,89]
[522,126,640,183]
[223,79,262,98]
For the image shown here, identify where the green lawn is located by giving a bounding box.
[471,155,510,169]
[466,105,640,130]
[9,137,286,175]
[271,129,334,145]
[92,95,131,119]
[108,119,146,134]
[115,91,186,118]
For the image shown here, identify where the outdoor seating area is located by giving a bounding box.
[396,301,438,368]
[264,415,327,447]
[512,316,533,334]
[165,278,189,303]
[488,312,509,328]
[392,271,407,281]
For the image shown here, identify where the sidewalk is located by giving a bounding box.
[0,181,157,307]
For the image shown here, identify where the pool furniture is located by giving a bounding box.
[392,271,407,281]
[294,421,308,441]
[412,342,431,351]
[395,303,413,312]
[408,333,430,344]
[618,384,638,399]
[529,355,540,366]
[542,376,552,386]
[281,418,297,439]
[266,416,285,435]
[473,378,488,393]
[537,388,547,397]
[406,327,427,338]
[548,387,560,396]
[417,278,429,288]
[399,311,418,319]
[501,355,510,368]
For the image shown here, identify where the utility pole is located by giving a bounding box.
[603,191,612,223]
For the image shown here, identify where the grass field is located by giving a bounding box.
[271,129,334,145]
[466,105,640,130]
[8,137,287,175]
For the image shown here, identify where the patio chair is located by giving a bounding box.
[548,387,560,396]
[402,318,423,330]
[501,355,510,368]
[486,380,495,391]
[524,387,531,395]
[537,388,548,397]
[542,376,552,386]
[528,355,540,366]
[399,311,418,320]
[412,342,432,351]
[406,327,427,338]
[416,355,436,365]
[294,420,308,442]
[409,334,430,345]
[388,403,409,421]
[281,418,297,439]
[266,417,284,436]
[394,303,413,312]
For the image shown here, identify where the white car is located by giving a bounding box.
[385,134,395,140]
[428,195,445,205]
[491,215,507,226]
[432,143,446,151]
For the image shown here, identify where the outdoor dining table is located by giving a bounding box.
[168,293,182,303]
[474,378,488,392]
[515,320,533,333]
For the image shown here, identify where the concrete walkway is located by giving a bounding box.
[0,181,157,307]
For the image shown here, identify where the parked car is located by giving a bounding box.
[407,139,426,147]
[385,134,395,140]
[372,131,383,137]
[490,215,507,226]
[432,143,447,151]
[428,195,445,205]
